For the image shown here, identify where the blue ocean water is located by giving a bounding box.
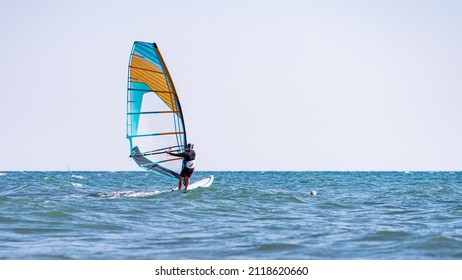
[0,171,461,260]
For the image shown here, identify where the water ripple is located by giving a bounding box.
[0,171,461,259]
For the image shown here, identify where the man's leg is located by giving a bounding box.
[178,176,184,190]
[184,177,190,190]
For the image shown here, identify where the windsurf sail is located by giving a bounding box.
[126,42,187,179]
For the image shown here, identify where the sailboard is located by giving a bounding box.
[126,41,187,180]
[168,175,214,193]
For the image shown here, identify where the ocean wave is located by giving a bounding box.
[89,190,163,199]
[2,171,461,259]
[362,230,412,241]
[256,243,304,251]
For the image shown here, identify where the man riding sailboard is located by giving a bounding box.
[166,143,196,190]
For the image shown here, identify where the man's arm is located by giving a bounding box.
[166,151,186,159]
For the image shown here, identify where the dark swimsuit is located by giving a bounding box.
[169,150,196,178]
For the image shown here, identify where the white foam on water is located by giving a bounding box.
[98,190,164,199]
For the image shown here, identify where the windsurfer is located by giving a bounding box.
[166,143,196,190]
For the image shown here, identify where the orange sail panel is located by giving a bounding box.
[129,55,178,112]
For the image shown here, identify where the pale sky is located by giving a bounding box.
[1,0,461,171]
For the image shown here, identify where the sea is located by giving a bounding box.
[0,171,461,260]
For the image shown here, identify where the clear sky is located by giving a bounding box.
[1,0,461,171]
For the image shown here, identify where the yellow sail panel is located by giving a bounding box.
[130,67,169,92]
[131,55,163,73]
[130,56,178,112]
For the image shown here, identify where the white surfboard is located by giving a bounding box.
[187,175,214,190]
[169,175,214,192]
